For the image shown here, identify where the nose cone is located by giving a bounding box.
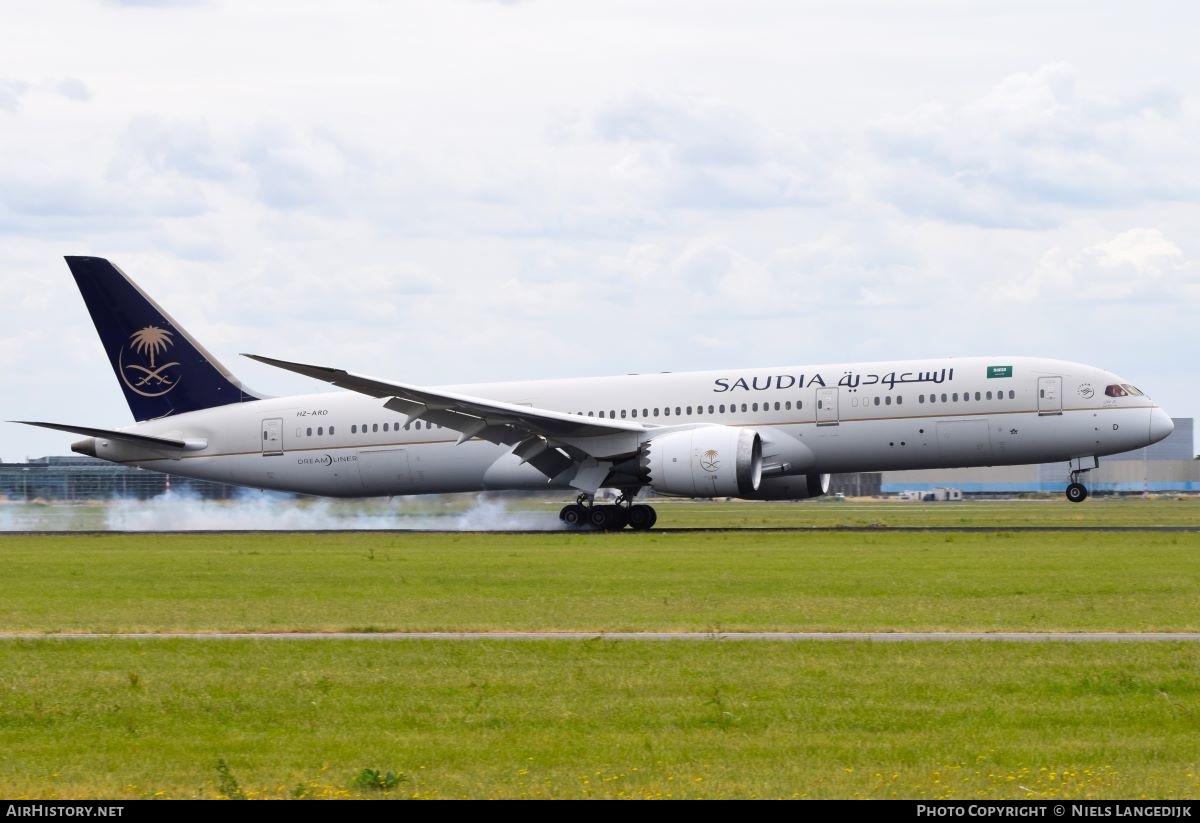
[1149,407,1174,445]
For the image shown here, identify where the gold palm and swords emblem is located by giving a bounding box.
[119,326,182,397]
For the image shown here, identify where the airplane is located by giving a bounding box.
[13,256,1175,530]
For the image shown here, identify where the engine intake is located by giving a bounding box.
[642,426,762,498]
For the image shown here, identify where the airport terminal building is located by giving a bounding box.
[0,455,239,501]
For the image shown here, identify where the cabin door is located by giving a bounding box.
[261,418,284,456]
[816,388,839,426]
[1038,376,1063,416]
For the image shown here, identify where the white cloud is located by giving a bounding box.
[593,93,840,210]
[1015,228,1195,302]
[0,79,31,113]
[54,78,91,101]
[867,63,1199,226]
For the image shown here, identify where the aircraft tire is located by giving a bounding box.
[1065,482,1088,503]
[628,504,657,530]
[608,506,629,530]
[560,504,588,527]
[587,505,610,530]
[588,505,627,530]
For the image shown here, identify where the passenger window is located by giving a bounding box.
[873,397,880,406]
[953,393,959,402]
[631,409,638,418]
[663,408,670,417]
[885,396,892,405]
[610,410,615,418]
[675,407,681,415]
[643,409,648,417]
[896,396,902,405]
[1009,391,1015,399]
[975,392,981,401]
[707,405,714,414]
[941,394,948,402]
[785,401,791,410]
[621,410,627,418]
[741,404,747,413]
[752,403,759,412]
[351,425,357,434]
[797,401,802,410]
[330,426,335,435]
[306,427,312,437]
[372,423,378,433]
[986,392,992,400]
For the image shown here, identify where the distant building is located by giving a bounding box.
[0,456,240,501]
[829,473,882,497]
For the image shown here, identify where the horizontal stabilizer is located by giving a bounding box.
[11,421,189,450]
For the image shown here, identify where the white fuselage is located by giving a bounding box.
[85,356,1173,498]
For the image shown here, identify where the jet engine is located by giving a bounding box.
[642,426,762,498]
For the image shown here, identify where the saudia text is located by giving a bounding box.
[713,368,954,393]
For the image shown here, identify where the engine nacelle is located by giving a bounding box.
[642,426,762,498]
[742,473,830,501]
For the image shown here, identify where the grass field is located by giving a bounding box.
[1,529,1198,633]
[2,640,1199,800]
[1,498,1198,799]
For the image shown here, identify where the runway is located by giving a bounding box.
[13,525,1200,535]
[4,632,1200,641]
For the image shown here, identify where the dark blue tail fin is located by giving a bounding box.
[65,256,263,421]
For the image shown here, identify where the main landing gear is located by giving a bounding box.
[559,493,658,531]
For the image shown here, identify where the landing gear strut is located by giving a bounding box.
[558,492,658,530]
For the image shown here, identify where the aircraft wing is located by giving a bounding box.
[244,355,647,481]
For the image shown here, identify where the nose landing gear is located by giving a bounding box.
[1066,467,1091,503]
[1065,479,1089,503]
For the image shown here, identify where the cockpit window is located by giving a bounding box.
[1105,384,1128,397]
[1121,384,1144,396]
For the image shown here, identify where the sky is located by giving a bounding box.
[2,0,1198,461]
